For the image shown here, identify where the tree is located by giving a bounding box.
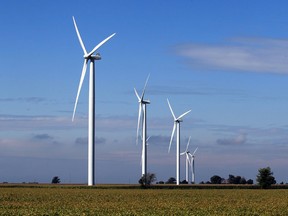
[239,177,247,184]
[165,177,176,184]
[246,179,253,184]
[210,175,222,184]
[138,173,156,186]
[228,174,242,184]
[256,167,276,189]
[51,176,60,184]
[181,180,188,184]
[228,174,235,184]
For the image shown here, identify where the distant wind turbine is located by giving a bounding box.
[167,99,191,185]
[134,74,150,178]
[71,16,116,186]
[189,147,198,184]
[180,136,192,183]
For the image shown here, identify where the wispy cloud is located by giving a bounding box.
[75,137,106,145]
[175,37,288,74]
[0,114,79,131]
[217,134,247,146]
[0,97,46,103]
[32,133,54,141]
[149,135,170,146]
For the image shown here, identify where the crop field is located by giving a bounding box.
[1,185,288,215]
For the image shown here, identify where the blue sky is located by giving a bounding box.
[1,0,288,184]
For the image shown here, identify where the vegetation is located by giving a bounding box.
[138,173,156,187]
[165,177,176,184]
[1,185,288,215]
[210,175,222,184]
[256,167,276,189]
[51,176,61,184]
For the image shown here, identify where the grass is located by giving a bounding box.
[1,184,288,215]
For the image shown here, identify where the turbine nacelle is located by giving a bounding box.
[175,119,183,123]
[84,53,102,60]
[141,99,150,104]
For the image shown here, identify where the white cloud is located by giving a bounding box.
[175,38,288,74]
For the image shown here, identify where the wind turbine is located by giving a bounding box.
[189,147,198,184]
[167,99,191,185]
[134,74,150,178]
[180,136,192,183]
[71,16,116,186]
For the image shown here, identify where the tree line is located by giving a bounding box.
[140,167,278,189]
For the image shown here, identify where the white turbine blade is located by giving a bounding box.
[146,136,151,146]
[168,123,176,153]
[186,136,191,152]
[86,33,116,57]
[136,103,142,145]
[177,109,191,121]
[72,16,87,55]
[192,147,198,156]
[186,154,191,165]
[180,152,186,156]
[141,74,150,100]
[190,157,194,172]
[167,99,176,120]
[146,136,151,142]
[134,88,141,101]
[140,150,143,166]
[72,59,88,121]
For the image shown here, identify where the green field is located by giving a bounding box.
[1,185,288,215]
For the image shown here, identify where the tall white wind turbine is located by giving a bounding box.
[189,147,198,184]
[180,136,192,183]
[134,75,150,178]
[72,16,116,186]
[167,99,191,185]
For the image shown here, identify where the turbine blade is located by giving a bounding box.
[72,16,87,55]
[190,158,194,172]
[72,59,88,121]
[167,98,176,120]
[180,152,186,155]
[146,136,151,144]
[177,109,191,121]
[141,74,150,100]
[86,33,116,57]
[186,136,191,152]
[134,88,141,101]
[168,123,176,153]
[187,154,191,165]
[136,103,142,145]
[192,147,198,156]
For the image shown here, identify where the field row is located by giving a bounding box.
[1,187,288,215]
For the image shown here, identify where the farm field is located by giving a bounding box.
[1,185,288,215]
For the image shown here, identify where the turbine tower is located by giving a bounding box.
[180,136,192,183]
[134,75,150,178]
[167,99,191,185]
[189,147,198,184]
[72,16,116,186]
